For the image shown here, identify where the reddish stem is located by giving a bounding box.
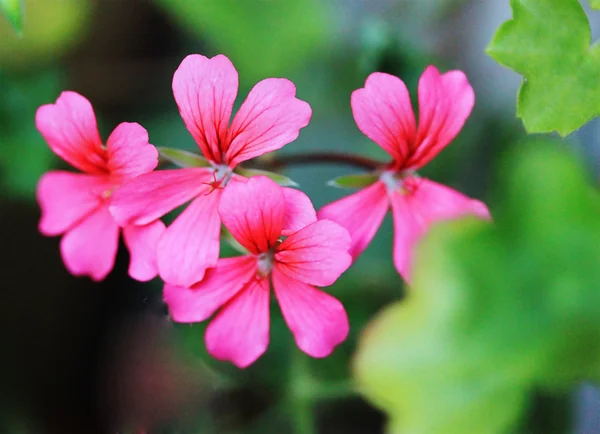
[263,152,382,171]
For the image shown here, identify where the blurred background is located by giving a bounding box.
[1,0,599,433]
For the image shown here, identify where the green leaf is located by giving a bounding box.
[592,0,600,10]
[235,168,298,187]
[486,0,600,136]
[354,141,600,433]
[158,147,211,168]
[0,0,23,34]
[327,173,379,189]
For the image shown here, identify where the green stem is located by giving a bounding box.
[291,390,316,434]
[289,350,317,434]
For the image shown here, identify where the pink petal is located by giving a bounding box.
[123,220,166,282]
[272,267,348,358]
[351,73,416,166]
[109,168,210,226]
[218,176,285,255]
[225,78,311,168]
[37,171,112,236]
[35,91,108,174]
[157,190,223,287]
[317,181,389,260]
[163,256,257,323]
[282,187,317,236]
[60,204,120,281]
[390,177,490,281]
[406,66,475,169]
[172,54,238,163]
[106,122,158,182]
[205,277,270,368]
[275,220,352,287]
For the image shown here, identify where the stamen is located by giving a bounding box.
[201,165,233,195]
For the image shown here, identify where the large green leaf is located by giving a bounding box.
[354,141,600,433]
[486,0,600,136]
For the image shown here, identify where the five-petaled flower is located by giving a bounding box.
[164,176,352,368]
[110,54,312,288]
[318,66,490,281]
[36,91,165,281]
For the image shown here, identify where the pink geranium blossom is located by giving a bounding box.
[36,91,165,281]
[110,54,312,287]
[318,66,490,281]
[164,176,351,368]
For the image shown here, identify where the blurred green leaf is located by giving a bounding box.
[327,173,379,189]
[236,168,298,187]
[0,129,55,197]
[0,0,92,70]
[0,70,62,199]
[154,0,331,82]
[354,141,600,433]
[158,146,211,168]
[0,0,23,34]
[592,0,600,9]
[486,0,600,136]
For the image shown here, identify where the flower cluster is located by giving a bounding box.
[36,54,490,367]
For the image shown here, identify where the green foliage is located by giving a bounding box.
[486,0,600,136]
[354,141,600,434]
[327,173,379,189]
[0,70,61,198]
[235,168,298,187]
[0,0,92,70]
[0,0,23,34]
[154,0,331,84]
[158,147,211,168]
[592,0,600,10]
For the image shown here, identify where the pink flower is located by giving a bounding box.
[164,176,351,368]
[36,91,165,281]
[110,54,312,288]
[318,66,490,281]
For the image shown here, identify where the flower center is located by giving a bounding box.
[101,185,117,200]
[380,170,403,193]
[379,170,417,196]
[256,250,275,278]
[214,164,233,186]
[204,164,233,192]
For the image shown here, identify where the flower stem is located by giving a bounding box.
[289,350,317,434]
[292,390,316,434]
[261,152,382,171]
